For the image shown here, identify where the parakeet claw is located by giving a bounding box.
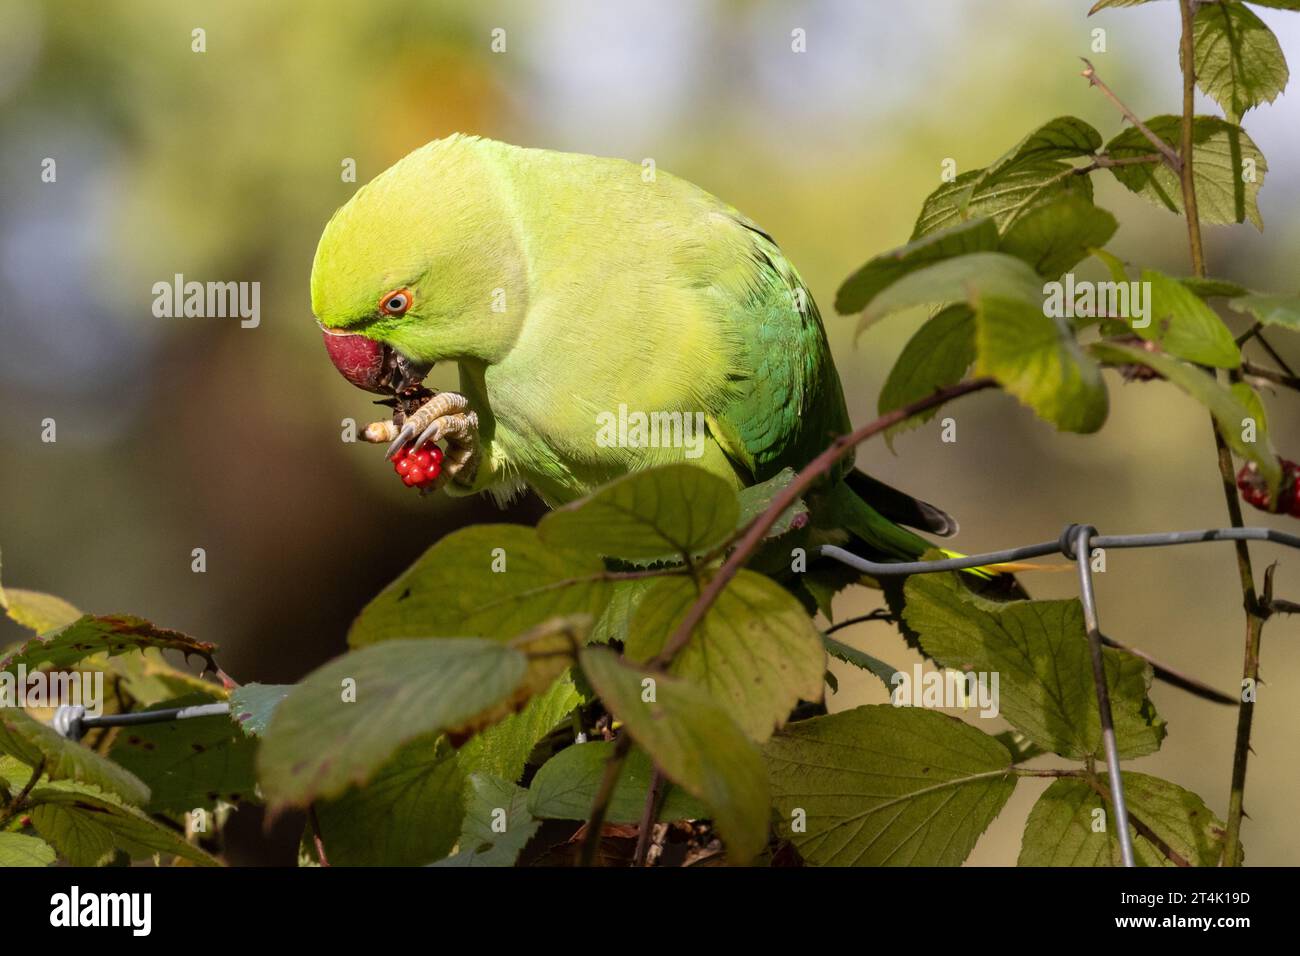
[373,391,480,490]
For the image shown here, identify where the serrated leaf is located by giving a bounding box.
[1137,269,1241,368]
[903,572,1166,760]
[1192,2,1289,119]
[975,117,1103,191]
[258,638,528,807]
[27,780,219,866]
[1106,116,1266,227]
[765,705,1016,866]
[527,740,707,823]
[836,218,999,315]
[0,832,56,867]
[878,306,976,445]
[348,525,612,647]
[912,162,1095,240]
[2,589,82,635]
[579,647,769,864]
[228,683,291,738]
[589,578,655,645]
[0,706,150,805]
[1182,276,1251,299]
[975,295,1109,433]
[313,735,465,866]
[0,615,219,676]
[860,252,1043,330]
[431,774,538,867]
[457,672,583,782]
[823,634,900,691]
[108,694,258,813]
[1230,292,1300,330]
[735,467,808,538]
[538,464,739,561]
[1091,340,1281,490]
[625,571,825,741]
[999,194,1118,278]
[1019,772,1232,867]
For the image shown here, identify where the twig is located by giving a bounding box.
[579,734,632,867]
[1080,58,1182,171]
[308,804,330,867]
[1099,634,1236,706]
[823,609,896,635]
[0,759,45,830]
[1081,773,1190,867]
[633,768,666,866]
[1242,359,1300,392]
[651,377,998,668]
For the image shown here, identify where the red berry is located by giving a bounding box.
[1237,459,1300,517]
[391,443,444,490]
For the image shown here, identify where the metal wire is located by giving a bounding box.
[820,522,1300,869]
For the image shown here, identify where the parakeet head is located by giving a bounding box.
[310,134,527,395]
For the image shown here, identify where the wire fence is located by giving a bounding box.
[47,522,1300,868]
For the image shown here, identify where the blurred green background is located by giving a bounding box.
[1,0,1297,865]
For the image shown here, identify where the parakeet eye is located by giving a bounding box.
[380,289,413,316]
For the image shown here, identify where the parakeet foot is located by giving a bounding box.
[366,391,480,490]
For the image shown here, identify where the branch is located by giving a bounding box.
[579,734,631,867]
[1242,359,1300,392]
[1080,58,1182,171]
[632,768,666,866]
[651,377,999,668]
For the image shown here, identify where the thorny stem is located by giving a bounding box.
[579,734,632,867]
[1176,0,1259,866]
[652,377,998,669]
[1080,59,1182,170]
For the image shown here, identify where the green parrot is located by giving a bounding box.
[311,134,958,565]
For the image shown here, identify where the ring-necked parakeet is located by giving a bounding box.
[311,135,957,564]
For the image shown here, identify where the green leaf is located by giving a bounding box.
[625,571,826,741]
[1182,276,1251,299]
[1019,772,1232,867]
[27,780,219,866]
[903,572,1166,760]
[313,735,465,866]
[999,194,1118,279]
[1091,341,1281,490]
[258,638,528,807]
[975,295,1109,433]
[108,694,258,813]
[0,706,151,805]
[823,635,900,691]
[528,740,707,823]
[0,614,219,676]
[228,683,291,738]
[457,672,583,782]
[589,578,655,645]
[974,117,1103,192]
[2,589,82,635]
[1192,2,1289,119]
[878,306,976,445]
[836,218,998,315]
[1230,292,1300,330]
[765,705,1016,866]
[538,464,738,561]
[1137,269,1241,368]
[860,251,1043,330]
[735,468,808,539]
[348,525,613,647]
[0,832,56,867]
[1106,116,1266,227]
[912,162,1095,240]
[579,647,770,863]
[431,774,539,867]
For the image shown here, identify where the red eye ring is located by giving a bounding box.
[380,288,413,316]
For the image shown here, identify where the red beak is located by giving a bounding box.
[321,329,391,394]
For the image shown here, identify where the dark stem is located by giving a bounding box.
[652,377,998,668]
[308,804,330,867]
[0,759,45,830]
[579,734,632,867]
[632,768,666,866]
